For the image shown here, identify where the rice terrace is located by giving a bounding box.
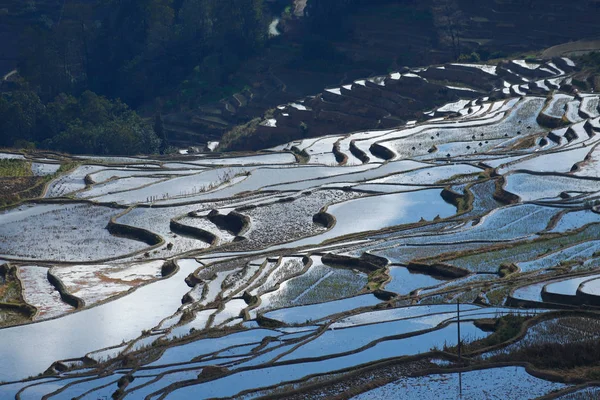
[2,55,600,399]
[2,0,600,397]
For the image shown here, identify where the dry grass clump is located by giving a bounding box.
[0,264,34,327]
[366,269,389,291]
[498,263,519,278]
[0,264,23,303]
[486,316,600,377]
[446,314,529,354]
[0,161,77,208]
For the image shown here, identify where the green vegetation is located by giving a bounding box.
[484,316,600,376]
[3,0,585,155]
[55,162,79,176]
[579,52,600,72]
[494,331,600,371]
[448,314,528,354]
[0,264,34,327]
[0,0,268,155]
[458,52,481,62]
[437,223,600,273]
[0,160,78,208]
[480,315,528,347]
[0,159,31,177]
[19,0,268,108]
[218,118,262,151]
[577,52,600,91]
[0,280,21,303]
[0,91,159,155]
[486,286,511,306]
[366,268,389,291]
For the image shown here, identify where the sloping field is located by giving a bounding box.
[1,57,600,399]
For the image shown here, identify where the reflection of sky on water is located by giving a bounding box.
[0,260,200,382]
[544,275,599,296]
[166,322,487,399]
[208,189,457,257]
[327,189,456,237]
[353,366,567,399]
[150,164,375,205]
[385,266,446,295]
[0,203,61,225]
[265,294,381,324]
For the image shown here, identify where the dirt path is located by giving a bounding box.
[2,69,17,81]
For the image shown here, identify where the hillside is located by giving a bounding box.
[1,0,600,151]
[3,55,600,398]
[161,0,600,147]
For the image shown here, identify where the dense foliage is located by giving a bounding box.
[1,0,268,154]
[4,0,595,155]
[580,52,600,71]
[19,0,267,107]
[306,0,432,37]
[0,91,160,155]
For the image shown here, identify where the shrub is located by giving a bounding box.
[496,338,600,369]
[448,315,528,354]
[458,52,481,63]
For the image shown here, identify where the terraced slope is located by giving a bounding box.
[2,57,600,398]
[223,57,578,150]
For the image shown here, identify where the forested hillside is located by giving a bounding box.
[1,0,599,154]
[1,0,268,154]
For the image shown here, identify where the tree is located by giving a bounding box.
[0,91,44,146]
[305,0,352,36]
[432,0,465,59]
[155,114,169,153]
[36,92,79,141]
[0,89,161,155]
[18,2,94,100]
[88,0,176,105]
[46,91,160,155]
[16,0,269,114]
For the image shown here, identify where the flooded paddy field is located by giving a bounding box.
[2,57,600,398]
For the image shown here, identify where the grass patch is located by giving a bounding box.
[498,263,518,278]
[0,161,78,208]
[431,223,600,274]
[510,135,539,151]
[54,162,78,176]
[366,269,388,291]
[486,286,511,306]
[578,52,600,72]
[447,314,528,354]
[218,118,262,151]
[0,265,33,327]
[439,172,489,185]
[0,159,31,177]
[0,281,21,303]
[494,335,600,371]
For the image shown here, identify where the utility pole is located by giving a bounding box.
[457,299,461,361]
[457,299,462,398]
